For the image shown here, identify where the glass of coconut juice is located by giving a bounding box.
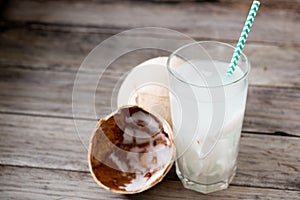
[167,41,250,194]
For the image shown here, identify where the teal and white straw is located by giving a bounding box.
[227,0,260,76]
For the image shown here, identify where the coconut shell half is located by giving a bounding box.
[88,105,175,194]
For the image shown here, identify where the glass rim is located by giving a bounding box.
[167,41,250,88]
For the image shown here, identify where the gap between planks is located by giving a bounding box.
[0,20,297,48]
[0,110,299,139]
[1,20,299,48]
[0,67,299,136]
[0,24,299,88]
[0,165,300,200]
[1,163,299,193]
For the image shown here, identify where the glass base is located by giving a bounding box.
[176,167,236,194]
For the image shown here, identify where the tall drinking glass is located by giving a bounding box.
[167,41,250,194]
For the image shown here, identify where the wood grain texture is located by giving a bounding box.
[0,113,92,172]
[0,0,299,197]
[1,166,299,200]
[244,86,300,135]
[1,113,299,190]
[0,67,299,136]
[134,0,300,10]
[0,25,300,87]
[2,0,300,45]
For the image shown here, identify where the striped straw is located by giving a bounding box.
[227,0,260,76]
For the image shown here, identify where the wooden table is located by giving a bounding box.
[0,0,299,199]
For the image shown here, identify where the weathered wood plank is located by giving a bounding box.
[2,0,300,45]
[1,113,299,190]
[0,113,93,171]
[0,25,299,87]
[0,67,299,135]
[1,166,299,199]
[244,86,300,135]
[236,133,300,190]
[136,0,300,11]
